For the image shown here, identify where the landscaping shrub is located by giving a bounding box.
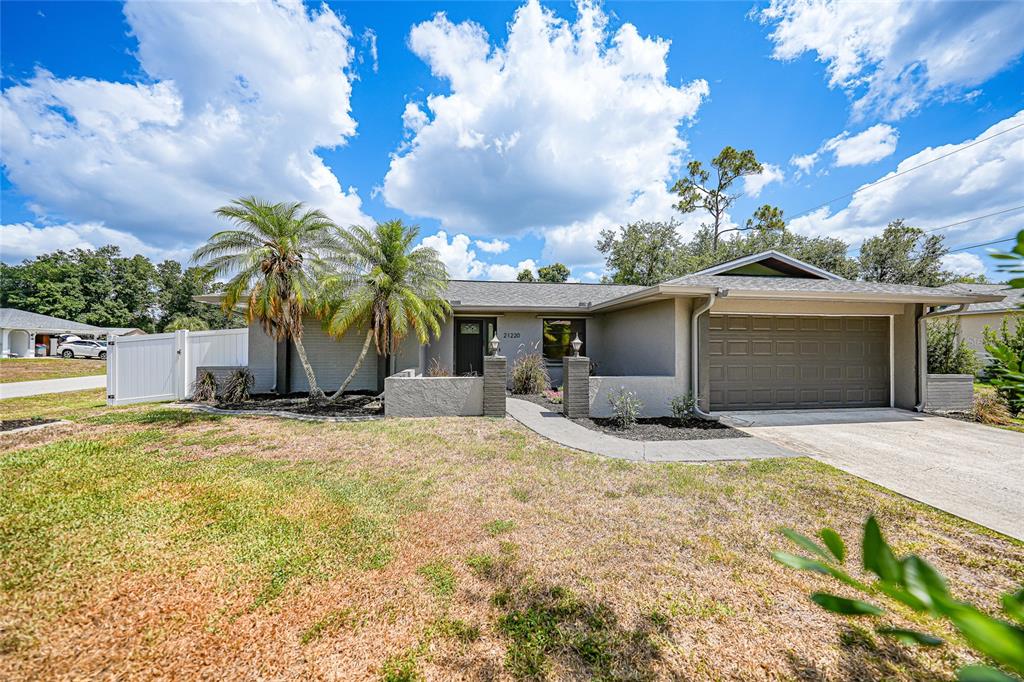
[221,367,254,404]
[191,370,217,403]
[510,352,549,394]
[926,318,978,375]
[972,391,1015,426]
[608,387,642,429]
[669,393,696,420]
[983,318,1024,415]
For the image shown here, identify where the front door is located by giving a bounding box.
[455,318,496,376]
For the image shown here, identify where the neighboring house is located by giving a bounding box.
[0,308,145,358]
[939,283,1024,363]
[196,251,1003,416]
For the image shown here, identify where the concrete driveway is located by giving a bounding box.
[0,375,106,400]
[720,408,1024,541]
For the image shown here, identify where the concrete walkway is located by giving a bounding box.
[506,398,800,462]
[720,408,1024,541]
[0,374,106,400]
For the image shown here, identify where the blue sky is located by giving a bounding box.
[2,0,1023,280]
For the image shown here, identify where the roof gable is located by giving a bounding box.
[690,250,844,280]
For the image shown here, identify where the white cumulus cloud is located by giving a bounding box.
[383,0,709,272]
[1,221,192,263]
[941,252,985,278]
[420,230,535,280]
[744,163,785,197]
[0,0,370,260]
[756,0,1024,120]
[474,238,510,254]
[792,124,899,174]
[789,111,1024,248]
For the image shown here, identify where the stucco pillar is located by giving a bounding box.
[562,355,590,418]
[482,355,507,417]
[1,329,8,357]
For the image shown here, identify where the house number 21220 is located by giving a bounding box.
[502,332,521,339]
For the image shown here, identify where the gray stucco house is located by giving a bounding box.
[198,250,1003,417]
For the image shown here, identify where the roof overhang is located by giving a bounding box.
[716,289,1005,305]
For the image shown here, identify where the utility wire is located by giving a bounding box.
[786,121,1024,221]
[947,237,1018,253]
[921,205,1024,233]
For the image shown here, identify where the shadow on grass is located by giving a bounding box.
[472,547,665,680]
[786,626,948,681]
[89,408,224,427]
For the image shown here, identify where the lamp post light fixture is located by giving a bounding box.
[489,333,501,356]
[571,333,583,357]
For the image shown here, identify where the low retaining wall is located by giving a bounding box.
[384,372,484,417]
[588,376,685,418]
[926,373,974,412]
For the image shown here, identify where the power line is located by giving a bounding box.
[787,121,1024,221]
[922,205,1024,233]
[947,237,1018,253]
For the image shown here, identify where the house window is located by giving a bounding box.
[542,319,585,361]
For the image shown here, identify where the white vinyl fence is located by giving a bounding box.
[106,328,248,406]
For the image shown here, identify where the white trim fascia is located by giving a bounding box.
[689,250,845,280]
[889,314,895,408]
[719,290,1003,304]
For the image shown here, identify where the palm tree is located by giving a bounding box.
[192,197,341,405]
[322,220,450,401]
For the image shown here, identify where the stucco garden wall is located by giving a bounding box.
[384,372,484,417]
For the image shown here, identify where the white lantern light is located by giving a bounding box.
[571,332,583,357]
[489,334,501,356]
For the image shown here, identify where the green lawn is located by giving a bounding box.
[0,357,106,383]
[1,392,1021,680]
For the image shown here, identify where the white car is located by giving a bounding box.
[57,339,107,359]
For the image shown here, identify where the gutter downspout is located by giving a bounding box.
[915,304,968,412]
[691,289,722,420]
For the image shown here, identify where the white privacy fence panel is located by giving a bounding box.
[107,328,248,406]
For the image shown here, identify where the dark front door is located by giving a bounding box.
[455,318,496,376]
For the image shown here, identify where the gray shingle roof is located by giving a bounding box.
[940,284,1023,314]
[665,274,996,299]
[0,308,104,332]
[445,280,644,310]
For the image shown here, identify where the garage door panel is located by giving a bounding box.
[710,314,889,410]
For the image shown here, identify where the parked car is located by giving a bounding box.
[57,339,107,359]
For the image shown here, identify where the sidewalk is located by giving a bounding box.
[505,398,800,462]
[0,375,106,400]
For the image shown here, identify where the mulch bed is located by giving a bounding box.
[572,416,750,441]
[515,393,562,412]
[1,417,60,432]
[196,393,383,418]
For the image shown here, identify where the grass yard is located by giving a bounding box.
[0,357,106,383]
[1,390,1021,680]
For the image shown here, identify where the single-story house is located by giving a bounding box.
[196,251,1004,416]
[0,308,145,358]
[937,283,1023,362]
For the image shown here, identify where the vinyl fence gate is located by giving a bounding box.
[106,328,248,406]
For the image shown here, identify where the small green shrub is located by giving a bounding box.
[608,387,642,429]
[927,318,978,375]
[510,352,549,395]
[669,393,696,420]
[221,367,254,404]
[984,317,1024,415]
[191,370,217,403]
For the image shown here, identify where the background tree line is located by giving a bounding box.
[0,245,235,332]
[598,145,988,287]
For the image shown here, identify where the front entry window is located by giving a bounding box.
[542,319,585,361]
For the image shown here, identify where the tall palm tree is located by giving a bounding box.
[322,219,450,400]
[192,197,341,405]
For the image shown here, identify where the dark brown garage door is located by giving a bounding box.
[709,314,890,410]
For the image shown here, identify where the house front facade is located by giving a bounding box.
[202,251,1003,417]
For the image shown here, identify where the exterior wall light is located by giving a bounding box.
[489,334,501,356]
[571,333,583,357]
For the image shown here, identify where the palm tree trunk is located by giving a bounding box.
[331,329,374,401]
[293,336,326,405]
